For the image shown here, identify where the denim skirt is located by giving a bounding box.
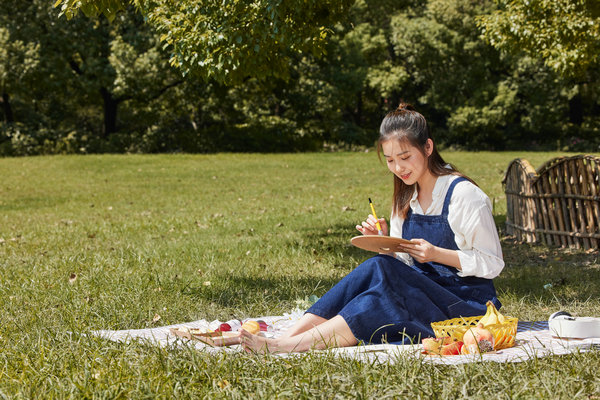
[306,254,492,344]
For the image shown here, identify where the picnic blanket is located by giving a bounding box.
[90,310,600,365]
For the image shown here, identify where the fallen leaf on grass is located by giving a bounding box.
[152,314,161,323]
[218,379,230,389]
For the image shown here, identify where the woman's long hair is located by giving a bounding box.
[377,102,475,218]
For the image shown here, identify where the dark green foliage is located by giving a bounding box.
[55,0,354,83]
[1,0,599,154]
[479,0,600,80]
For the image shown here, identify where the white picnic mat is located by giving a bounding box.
[90,311,600,364]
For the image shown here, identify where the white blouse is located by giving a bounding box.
[389,174,504,279]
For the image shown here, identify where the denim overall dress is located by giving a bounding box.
[306,177,500,344]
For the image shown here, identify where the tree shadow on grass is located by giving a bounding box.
[299,222,377,262]
[180,274,340,313]
[495,236,600,303]
[182,274,339,307]
[179,223,371,310]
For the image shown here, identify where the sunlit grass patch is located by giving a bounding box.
[0,151,599,398]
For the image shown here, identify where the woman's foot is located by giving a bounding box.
[240,329,281,354]
[240,315,358,354]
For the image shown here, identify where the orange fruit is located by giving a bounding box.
[241,320,260,335]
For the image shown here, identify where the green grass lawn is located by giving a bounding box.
[1,151,599,398]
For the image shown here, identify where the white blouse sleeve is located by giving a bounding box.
[449,183,504,279]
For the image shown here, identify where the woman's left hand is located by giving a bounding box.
[401,238,438,263]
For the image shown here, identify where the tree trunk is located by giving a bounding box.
[100,87,118,138]
[355,92,363,125]
[568,92,583,125]
[1,91,14,123]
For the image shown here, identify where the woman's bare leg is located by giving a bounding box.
[278,313,327,339]
[241,315,357,354]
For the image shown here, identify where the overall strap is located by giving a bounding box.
[441,176,468,217]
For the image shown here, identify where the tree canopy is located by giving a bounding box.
[1,0,598,155]
[478,0,600,80]
[54,0,354,83]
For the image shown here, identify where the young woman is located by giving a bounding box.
[241,103,504,353]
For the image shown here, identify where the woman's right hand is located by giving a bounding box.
[355,214,388,236]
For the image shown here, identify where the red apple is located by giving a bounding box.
[440,341,463,356]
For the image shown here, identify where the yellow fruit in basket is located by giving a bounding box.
[497,309,506,324]
[478,301,499,326]
[241,320,260,335]
[480,300,510,326]
[431,307,517,352]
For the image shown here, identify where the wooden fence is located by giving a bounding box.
[503,155,600,249]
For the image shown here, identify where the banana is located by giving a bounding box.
[488,300,507,324]
[478,301,499,326]
[470,301,515,350]
[477,303,493,326]
[479,300,509,328]
[495,306,506,324]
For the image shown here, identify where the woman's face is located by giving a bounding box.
[381,138,433,186]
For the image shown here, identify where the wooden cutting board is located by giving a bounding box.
[169,328,241,346]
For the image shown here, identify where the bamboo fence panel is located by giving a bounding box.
[503,155,600,249]
[586,157,600,248]
[503,158,537,243]
[549,161,568,247]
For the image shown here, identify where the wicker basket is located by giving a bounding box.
[430,316,518,350]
